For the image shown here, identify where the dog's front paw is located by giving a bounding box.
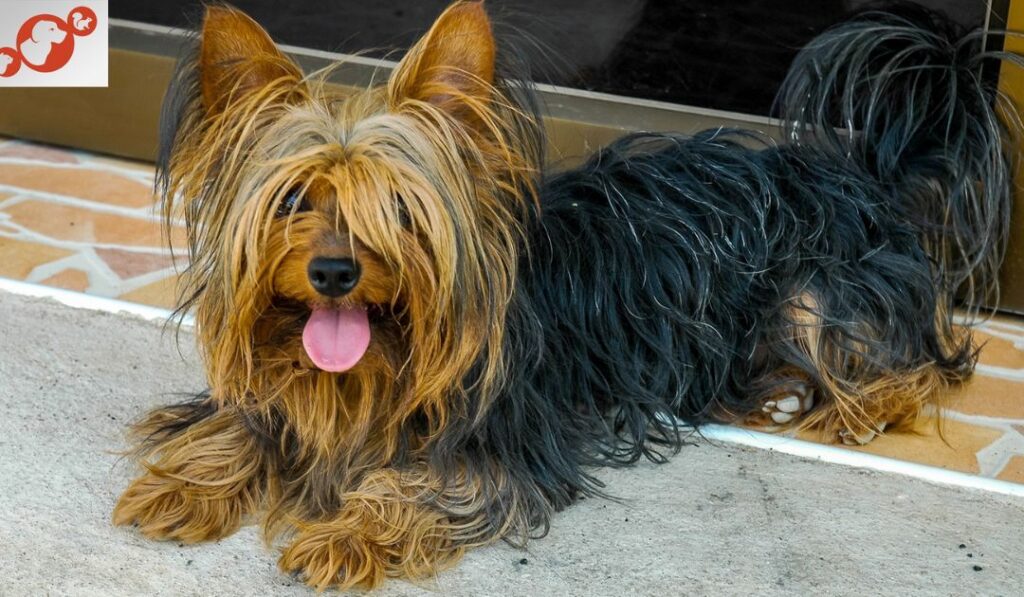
[279,528,390,591]
[113,472,247,543]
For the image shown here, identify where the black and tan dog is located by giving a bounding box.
[114,2,1017,589]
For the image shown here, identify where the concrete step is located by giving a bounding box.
[1,290,1020,596]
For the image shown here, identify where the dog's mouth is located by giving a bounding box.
[266,299,396,373]
[301,305,371,373]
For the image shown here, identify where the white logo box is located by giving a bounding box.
[0,1,108,87]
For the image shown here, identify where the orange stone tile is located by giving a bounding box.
[798,417,1003,474]
[94,248,177,280]
[0,163,154,208]
[974,330,1024,369]
[119,276,179,310]
[946,375,1024,419]
[996,455,1024,483]
[4,200,185,249]
[39,268,90,292]
[0,237,73,279]
[0,142,79,164]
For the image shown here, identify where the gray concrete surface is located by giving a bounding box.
[1,290,1022,596]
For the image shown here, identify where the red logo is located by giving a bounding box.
[0,48,20,77]
[1,6,97,78]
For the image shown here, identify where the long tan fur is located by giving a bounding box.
[116,2,541,588]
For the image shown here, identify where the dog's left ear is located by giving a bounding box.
[388,1,496,120]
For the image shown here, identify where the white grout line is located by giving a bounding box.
[0,182,187,228]
[0,228,173,256]
[941,408,1024,430]
[976,328,1024,348]
[0,184,164,222]
[975,363,1024,380]
[1,277,1022,499]
[0,154,155,183]
[955,314,1024,335]
[983,319,1024,334]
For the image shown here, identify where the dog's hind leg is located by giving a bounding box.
[815,364,954,445]
[762,292,971,445]
[113,400,268,542]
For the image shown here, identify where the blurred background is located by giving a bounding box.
[111,0,996,115]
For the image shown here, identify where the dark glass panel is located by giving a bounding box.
[111,0,995,115]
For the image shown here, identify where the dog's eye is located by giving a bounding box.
[396,194,412,229]
[276,188,311,217]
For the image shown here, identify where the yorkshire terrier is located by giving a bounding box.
[114,1,1018,590]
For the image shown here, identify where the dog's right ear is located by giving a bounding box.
[198,5,302,114]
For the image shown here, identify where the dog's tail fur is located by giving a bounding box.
[776,6,1020,313]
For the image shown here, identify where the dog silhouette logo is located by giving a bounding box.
[18,17,68,67]
[0,48,19,77]
[7,5,97,74]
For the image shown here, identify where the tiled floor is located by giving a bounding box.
[2,136,1023,485]
[0,137,182,308]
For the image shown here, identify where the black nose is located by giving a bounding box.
[307,257,360,297]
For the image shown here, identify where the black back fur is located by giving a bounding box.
[460,8,1020,525]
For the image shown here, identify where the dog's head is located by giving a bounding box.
[160,2,540,431]
[30,19,66,45]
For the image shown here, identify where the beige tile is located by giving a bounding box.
[974,329,1024,369]
[4,200,185,249]
[0,163,154,208]
[39,268,90,292]
[119,276,179,310]
[0,237,73,279]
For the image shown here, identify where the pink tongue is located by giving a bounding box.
[302,307,371,372]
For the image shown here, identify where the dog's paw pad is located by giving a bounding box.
[801,389,815,412]
[839,421,887,445]
[776,395,803,413]
[760,385,815,425]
